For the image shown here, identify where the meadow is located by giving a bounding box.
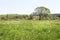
[0,20,60,40]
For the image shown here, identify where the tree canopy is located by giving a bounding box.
[33,6,51,16]
[31,6,51,20]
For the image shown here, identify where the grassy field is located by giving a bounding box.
[0,20,60,40]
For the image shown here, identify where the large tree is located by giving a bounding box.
[33,6,51,20]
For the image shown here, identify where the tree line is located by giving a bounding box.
[0,6,60,20]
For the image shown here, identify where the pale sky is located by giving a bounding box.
[0,0,60,14]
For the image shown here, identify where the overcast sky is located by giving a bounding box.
[0,0,60,14]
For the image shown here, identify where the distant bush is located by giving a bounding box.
[0,14,60,20]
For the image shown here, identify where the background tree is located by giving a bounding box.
[34,6,51,20]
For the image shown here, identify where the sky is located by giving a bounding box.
[0,0,60,14]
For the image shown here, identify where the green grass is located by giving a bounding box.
[0,20,60,40]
